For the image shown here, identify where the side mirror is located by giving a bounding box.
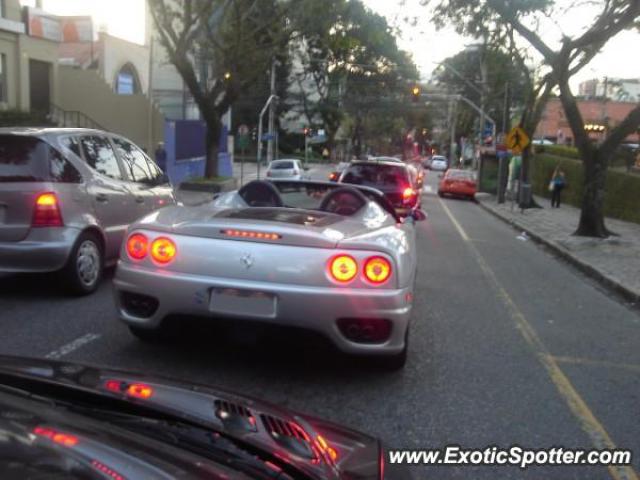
[412,209,427,222]
[438,173,444,179]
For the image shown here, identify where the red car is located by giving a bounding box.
[438,169,477,200]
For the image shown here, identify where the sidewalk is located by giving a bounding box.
[476,193,640,303]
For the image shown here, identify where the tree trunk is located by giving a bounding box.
[575,150,611,237]
[204,117,222,178]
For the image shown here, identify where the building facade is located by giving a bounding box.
[535,97,640,145]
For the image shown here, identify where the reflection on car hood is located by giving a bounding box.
[0,356,410,480]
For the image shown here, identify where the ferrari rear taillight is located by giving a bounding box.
[32,192,63,227]
[329,255,358,283]
[328,255,392,285]
[150,237,177,264]
[126,233,149,260]
[364,256,392,284]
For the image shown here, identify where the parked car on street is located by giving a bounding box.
[429,155,449,171]
[265,158,304,180]
[0,355,412,479]
[438,169,478,200]
[114,180,421,369]
[339,159,423,218]
[0,128,175,294]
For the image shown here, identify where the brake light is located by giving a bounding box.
[33,192,63,227]
[222,229,281,240]
[33,427,78,447]
[364,256,391,284]
[329,255,357,283]
[150,237,176,264]
[402,187,416,200]
[328,172,338,181]
[127,383,154,399]
[127,233,149,260]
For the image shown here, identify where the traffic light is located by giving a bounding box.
[411,85,421,102]
[303,126,310,136]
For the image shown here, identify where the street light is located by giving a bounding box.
[224,71,232,80]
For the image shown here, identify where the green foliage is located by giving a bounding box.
[533,153,640,224]
[288,0,420,149]
[435,48,530,136]
[533,144,580,159]
[0,110,54,127]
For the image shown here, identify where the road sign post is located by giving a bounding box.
[506,126,530,154]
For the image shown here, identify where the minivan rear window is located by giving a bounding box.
[0,135,81,183]
[341,164,409,188]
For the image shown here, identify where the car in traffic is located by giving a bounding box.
[265,158,305,180]
[0,128,174,294]
[339,159,422,218]
[328,160,352,182]
[438,169,477,200]
[429,155,449,171]
[114,180,420,369]
[0,355,412,479]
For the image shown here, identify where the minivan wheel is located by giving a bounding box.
[62,231,103,295]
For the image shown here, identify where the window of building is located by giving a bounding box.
[115,63,140,95]
[0,54,7,103]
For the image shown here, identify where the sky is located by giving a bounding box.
[21,0,640,88]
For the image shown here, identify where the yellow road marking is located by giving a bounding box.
[551,356,640,374]
[439,198,638,480]
[439,198,470,242]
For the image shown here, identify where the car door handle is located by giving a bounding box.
[95,193,108,203]
[135,196,145,203]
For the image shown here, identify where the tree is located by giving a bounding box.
[288,0,419,157]
[429,0,640,236]
[434,47,530,136]
[148,0,291,177]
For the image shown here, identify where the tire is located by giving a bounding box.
[373,328,409,371]
[438,190,444,198]
[128,325,169,343]
[378,346,407,371]
[61,231,103,295]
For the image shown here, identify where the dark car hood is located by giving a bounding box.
[0,356,410,480]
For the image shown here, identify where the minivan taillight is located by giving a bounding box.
[33,193,63,227]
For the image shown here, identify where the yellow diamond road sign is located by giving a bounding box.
[506,126,530,154]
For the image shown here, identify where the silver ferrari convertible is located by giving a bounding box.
[113,180,421,368]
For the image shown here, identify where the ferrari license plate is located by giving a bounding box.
[209,288,276,318]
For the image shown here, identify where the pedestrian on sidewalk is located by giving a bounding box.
[549,167,566,208]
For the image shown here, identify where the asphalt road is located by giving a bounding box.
[1,170,639,479]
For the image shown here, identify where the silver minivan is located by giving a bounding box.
[0,128,175,294]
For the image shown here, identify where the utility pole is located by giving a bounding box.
[146,32,155,154]
[267,58,277,164]
[449,98,457,163]
[479,48,487,145]
[502,82,509,134]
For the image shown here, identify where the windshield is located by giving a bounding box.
[2,1,639,479]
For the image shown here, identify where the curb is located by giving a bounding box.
[477,199,640,305]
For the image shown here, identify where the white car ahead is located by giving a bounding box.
[430,156,449,171]
[265,159,304,180]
